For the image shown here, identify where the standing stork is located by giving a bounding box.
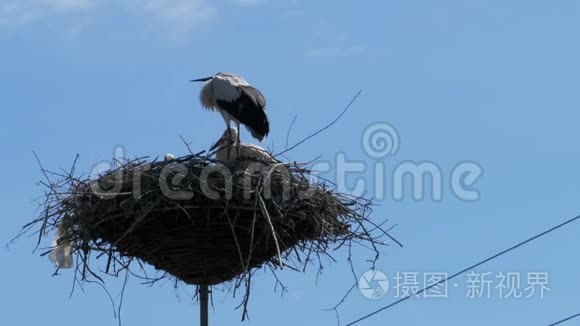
[191,72,269,145]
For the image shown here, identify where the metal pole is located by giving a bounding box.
[200,285,209,326]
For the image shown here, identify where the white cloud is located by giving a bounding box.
[0,0,216,38]
[306,45,368,58]
[136,0,216,39]
[140,0,215,25]
[0,0,95,27]
[233,0,267,7]
[48,0,95,11]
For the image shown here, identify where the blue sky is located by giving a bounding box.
[2,0,580,325]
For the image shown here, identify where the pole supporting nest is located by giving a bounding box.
[200,285,209,326]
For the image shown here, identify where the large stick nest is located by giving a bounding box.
[24,152,394,304]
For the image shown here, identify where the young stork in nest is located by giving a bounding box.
[211,128,276,163]
[191,72,269,145]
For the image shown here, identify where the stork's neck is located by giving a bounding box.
[200,80,218,110]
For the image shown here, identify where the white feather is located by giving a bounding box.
[165,153,175,161]
[199,73,252,109]
[199,80,217,110]
[49,228,73,269]
[216,72,250,87]
[211,76,243,102]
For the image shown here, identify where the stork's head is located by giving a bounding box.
[210,127,238,151]
[190,72,227,83]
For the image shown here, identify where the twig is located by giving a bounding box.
[258,194,283,268]
[285,115,298,150]
[179,135,194,155]
[117,269,130,326]
[274,90,362,158]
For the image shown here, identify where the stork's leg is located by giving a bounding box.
[236,122,241,157]
[225,120,232,161]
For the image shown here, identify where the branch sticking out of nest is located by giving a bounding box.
[23,152,397,318]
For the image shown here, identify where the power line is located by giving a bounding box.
[548,313,580,326]
[345,214,580,326]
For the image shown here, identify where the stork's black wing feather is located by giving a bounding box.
[240,85,266,109]
[216,86,269,141]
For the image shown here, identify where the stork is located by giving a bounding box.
[48,227,73,269]
[191,72,269,145]
[211,128,276,163]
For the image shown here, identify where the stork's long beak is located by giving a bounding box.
[209,138,222,152]
[190,77,212,82]
[209,133,234,152]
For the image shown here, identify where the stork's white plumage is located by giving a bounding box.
[191,72,269,143]
[48,227,73,269]
[212,128,276,162]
